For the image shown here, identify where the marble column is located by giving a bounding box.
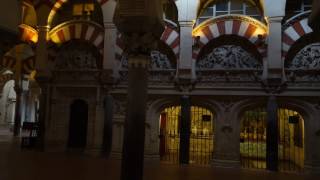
[179,95,191,164]
[35,25,51,149]
[35,79,49,150]
[102,94,113,157]
[121,55,149,180]
[266,96,279,171]
[13,84,22,136]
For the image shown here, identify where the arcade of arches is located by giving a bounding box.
[0,0,320,177]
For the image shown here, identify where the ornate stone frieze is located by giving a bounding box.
[55,43,98,70]
[287,43,320,69]
[286,43,320,84]
[197,45,262,70]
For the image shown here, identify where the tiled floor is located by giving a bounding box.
[0,138,319,180]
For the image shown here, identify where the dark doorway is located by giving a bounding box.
[68,99,88,149]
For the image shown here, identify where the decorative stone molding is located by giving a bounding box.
[174,76,196,93]
[287,43,320,70]
[262,77,287,94]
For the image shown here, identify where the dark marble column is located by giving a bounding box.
[179,95,191,164]
[266,95,279,171]
[121,55,149,180]
[102,94,113,157]
[35,79,50,150]
[13,85,22,136]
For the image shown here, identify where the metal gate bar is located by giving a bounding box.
[189,106,214,165]
[278,108,304,172]
[240,108,267,169]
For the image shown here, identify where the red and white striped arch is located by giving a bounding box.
[49,21,104,54]
[192,15,268,60]
[47,0,110,26]
[19,24,38,43]
[115,21,180,60]
[282,18,313,59]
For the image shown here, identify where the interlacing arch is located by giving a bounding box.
[192,15,268,61]
[19,24,38,44]
[115,20,180,60]
[49,20,105,54]
[282,11,314,60]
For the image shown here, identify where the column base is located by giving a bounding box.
[43,141,65,152]
[304,163,320,174]
[211,158,241,169]
[144,154,160,160]
[84,148,102,157]
[110,151,122,159]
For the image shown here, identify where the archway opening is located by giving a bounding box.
[240,107,305,172]
[159,106,214,165]
[68,99,88,149]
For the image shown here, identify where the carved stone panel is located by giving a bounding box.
[288,43,320,70]
[197,45,261,70]
[55,42,99,70]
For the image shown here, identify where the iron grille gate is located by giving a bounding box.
[240,108,304,172]
[159,106,214,166]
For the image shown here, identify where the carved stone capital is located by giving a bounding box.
[262,77,287,94]
[121,32,158,56]
[174,76,196,93]
[128,55,150,68]
[99,69,119,91]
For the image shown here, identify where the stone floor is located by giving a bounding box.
[0,137,319,180]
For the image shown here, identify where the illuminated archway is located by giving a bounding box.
[240,107,305,172]
[159,105,215,165]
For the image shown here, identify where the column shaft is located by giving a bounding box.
[13,85,22,136]
[103,94,113,157]
[179,95,191,164]
[266,96,279,171]
[121,56,148,180]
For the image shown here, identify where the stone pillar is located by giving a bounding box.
[175,0,200,79]
[121,55,149,180]
[179,21,194,71]
[266,96,279,171]
[103,22,118,73]
[266,17,284,80]
[263,0,285,82]
[179,95,191,164]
